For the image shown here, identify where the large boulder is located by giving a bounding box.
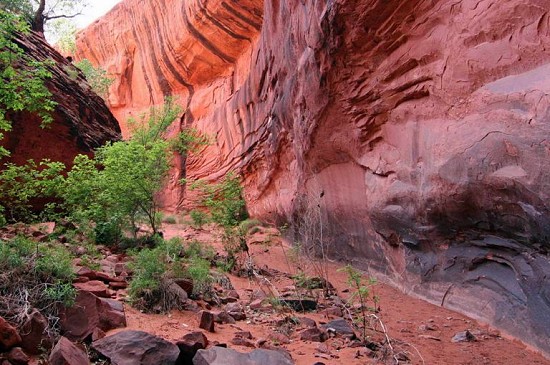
[193,347,294,365]
[92,330,179,365]
[59,290,126,341]
[1,29,120,168]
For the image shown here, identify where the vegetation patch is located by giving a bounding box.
[0,235,76,336]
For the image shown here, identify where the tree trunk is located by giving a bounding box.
[31,0,46,34]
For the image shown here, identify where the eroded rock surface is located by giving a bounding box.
[77,0,550,354]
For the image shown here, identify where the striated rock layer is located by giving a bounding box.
[2,30,121,166]
[77,0,550,354]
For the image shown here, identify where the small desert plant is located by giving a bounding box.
[338,264,379,342]
[189,209,208,229]
[291,190,332,297]
[220,226,250,274]
[239,219,263,233]
[162,215,177,224]
[74,58,113,100]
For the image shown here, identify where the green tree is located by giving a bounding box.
[63,99,181,238]
[0,9,56,158]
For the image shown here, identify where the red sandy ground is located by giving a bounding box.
[110,223,550,365]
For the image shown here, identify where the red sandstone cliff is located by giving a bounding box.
[2,30,121,166]
[77,0,550,354]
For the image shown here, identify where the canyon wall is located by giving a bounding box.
[77,0,550,354]
[2,30,121,166]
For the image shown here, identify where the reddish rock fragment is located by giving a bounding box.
[49,337,89,365]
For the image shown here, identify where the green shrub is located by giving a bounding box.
[186,172,248,227]
[186,256,212,295]
[36,244,75,282]
[189,209,208,228]
[162,215,177,224]
[171,127,211,155]
[44,282,77,307]
[0,236,76,336]
[239,219,263,233]
[0,159,65,223]
[94,217,123,245]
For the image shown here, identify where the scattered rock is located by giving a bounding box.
[322,306,343,318]
[93,330,179,365]
[175,278,194,297]
[224,303,246,321]
[193,347,294,365]
[97,297,127,331]
[280,298,317,312]
[177,332,208,365]
[250,290,267,301]
[316,343,330,354]
[419,323,439,331]
[268,332,290,345]
[109,281,128,290]
[234,331,252,339]
[419,334,442,341]
[7,347,29,365]
[451,330,477,343]
[49,337,89,365]
[214,311,236,324]
[298,317,317,328]
[299,328,327,343]
[198,311,215,332]
[321,319,356,339]
[226,290,240,299]
[73,280,109,298]
[249,299,264,310]
[0,317,22,351]
[231,337,256,348]
[19,309,52,354]
[91,328,106,341]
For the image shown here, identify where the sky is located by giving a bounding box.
[74,0,121,29]
[45,0,121,44]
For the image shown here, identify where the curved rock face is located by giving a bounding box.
[2,30,121,166]
[77,0,550,354]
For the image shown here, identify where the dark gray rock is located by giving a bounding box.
[193,347,294,365]
[92,330,179,365]
[320,319,356,339]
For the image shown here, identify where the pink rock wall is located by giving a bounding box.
[77,0,550,354]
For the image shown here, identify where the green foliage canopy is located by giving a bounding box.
[63,99,181,238]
